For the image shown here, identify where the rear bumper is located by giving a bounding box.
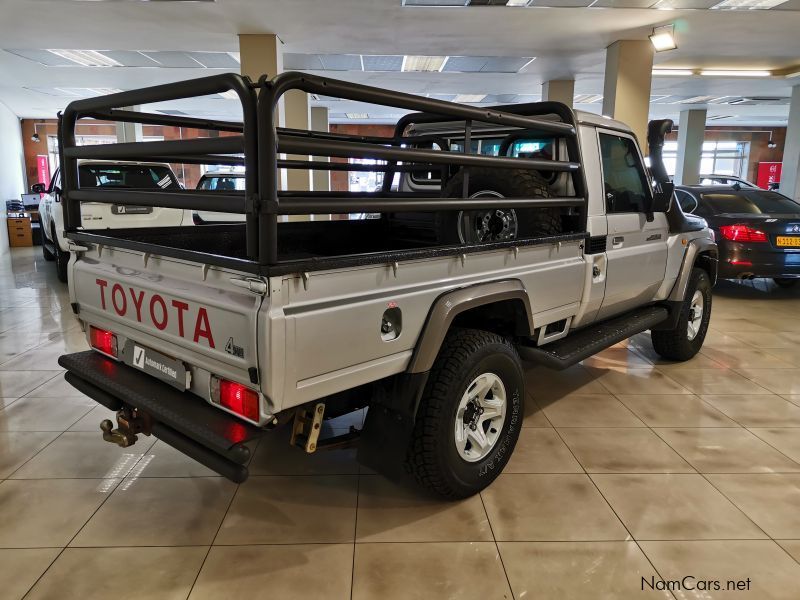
[58,351,263,482]
[718,241,800,279]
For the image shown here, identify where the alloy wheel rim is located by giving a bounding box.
[454,372,507,462]
[687,290,704,341]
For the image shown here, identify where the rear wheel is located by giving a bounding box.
[439,168,561,244]
[406,328,524,499]
[651,268,712,361]
[773,278,798,289]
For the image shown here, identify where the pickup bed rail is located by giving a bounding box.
[59,71,588,274]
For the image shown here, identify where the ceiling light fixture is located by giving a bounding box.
[573,94,603,103]
[700,70,771,77]
[505,0,530,5]
[218,90,240,100]
[401,55,448,72]
[453,94,487,103]
[47,49,121,67]
[345,113,369,119]
[649,24,677,52]
[710,0,789,9]
[652,69,694,76]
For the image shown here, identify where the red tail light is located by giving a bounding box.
[215,378,259,422]
[719,224,767,243]
[90,326,118,357]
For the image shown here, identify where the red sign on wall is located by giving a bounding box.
[36,155,50,188]
[756,162,782,190]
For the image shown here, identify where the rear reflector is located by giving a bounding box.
[215,378,259,422]
[729,259,753,266]
[90,326,118,358]
[719,224,767,243]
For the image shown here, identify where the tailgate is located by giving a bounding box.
[71,246,265,400]
[81,202,186,229]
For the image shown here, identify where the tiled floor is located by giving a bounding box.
[3,226,800,599]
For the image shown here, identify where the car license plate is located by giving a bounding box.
[121,340,189,390]
[776,236,800,248]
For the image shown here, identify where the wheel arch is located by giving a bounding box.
[407,280,533,374]
[668,237,718,303]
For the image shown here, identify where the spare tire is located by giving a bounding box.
[439,167,561,244]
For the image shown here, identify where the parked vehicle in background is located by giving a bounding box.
[194,171,245,224]
[698,174,758,188]
[57,73,717,499]
[676,185,800,287]
[37,161,189,282]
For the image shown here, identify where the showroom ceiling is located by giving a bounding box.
[0,0,798,125]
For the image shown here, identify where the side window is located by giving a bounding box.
[599,133,651,214]
[675,190,698,214]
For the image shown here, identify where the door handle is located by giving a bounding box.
[612,236,624,247]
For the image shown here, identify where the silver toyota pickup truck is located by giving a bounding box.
[57,72,717,498]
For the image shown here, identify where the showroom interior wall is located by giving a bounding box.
[0,99,26,203]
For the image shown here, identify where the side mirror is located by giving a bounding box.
[31,183,46,194]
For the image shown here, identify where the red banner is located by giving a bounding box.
[36,155,50,189]
[756,162,782,190]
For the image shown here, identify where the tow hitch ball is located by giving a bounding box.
[100,408,152,448]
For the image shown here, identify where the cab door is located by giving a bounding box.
[596,130,669,320]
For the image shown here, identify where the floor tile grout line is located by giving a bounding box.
[547,420,678,598]
[477,490,516,598]
[20,475,127,600]
[606,389,780,545]
[349,472,360,600]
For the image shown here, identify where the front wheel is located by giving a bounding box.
[651,267,712,361]
[52,228,69,283]
[406,328,524,499]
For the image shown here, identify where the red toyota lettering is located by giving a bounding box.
[111,283,127,316]
[171,300,189,337]
[194,308,215,348]
[149,294,168,330]
[96,279,108,310]
[129,288,145,322]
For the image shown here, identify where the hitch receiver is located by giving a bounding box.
[100,407,153,448]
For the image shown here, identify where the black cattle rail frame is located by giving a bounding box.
[59,71,589,274]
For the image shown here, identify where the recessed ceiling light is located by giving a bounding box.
[649,24,677,52]
[47,49,121,67]
[402,55,448,72]
[680,95,719,104]
[345,113,369,119]
[710,0,789,9]
[652,69,694,76]
[700,70,771,77]
[453,94,487,103]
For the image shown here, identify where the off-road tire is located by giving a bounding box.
[773,278,798,289]
[406,328,524,499]
[53,227,68,283]
[41,223,55,262]
[439,167,561,244]
[652,268,712,361]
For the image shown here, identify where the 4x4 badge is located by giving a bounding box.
[225,337,244,358]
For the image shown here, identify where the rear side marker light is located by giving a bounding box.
[212,377,259,422]
[719,224,767,243]
[90,326,118,358]
[729,259,753,266]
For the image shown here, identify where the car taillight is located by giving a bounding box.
[718,224,767,243]
[90,326,118,358]
[213,377,259,422]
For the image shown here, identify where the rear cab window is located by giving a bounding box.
[78,164,180,190]
[198,176,246,191]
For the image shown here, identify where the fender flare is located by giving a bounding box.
[407,279,533,374]
[668,237,718,302]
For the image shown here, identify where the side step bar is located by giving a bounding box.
[59,351,263,483]
[518,305,669,370]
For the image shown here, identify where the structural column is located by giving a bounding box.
[602,40,654,148]
[238,33,312,192]
[781,85,800,201]
[674,109,707,186]
[541,80,574,108]
[310,106,330,192]
[116,106,142,143]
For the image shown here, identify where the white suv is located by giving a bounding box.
[37,161,191,282]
